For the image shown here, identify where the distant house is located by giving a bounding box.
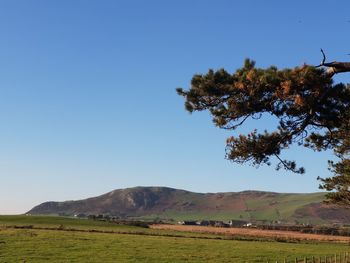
[197,220,210,226]
[74,213,87,218]
[214,221,230,228]
[182,220,197,226]
[228,220,248,227]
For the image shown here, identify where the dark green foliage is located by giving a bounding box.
[177,59,350,204]
[319,159,350,205]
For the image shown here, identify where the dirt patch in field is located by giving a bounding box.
[151,224,350,243]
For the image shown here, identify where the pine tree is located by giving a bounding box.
[177,51,350,204]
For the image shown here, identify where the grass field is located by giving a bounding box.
[0,215,349,262]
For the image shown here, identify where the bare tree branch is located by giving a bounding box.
[315,49,350,77]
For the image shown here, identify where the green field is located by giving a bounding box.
[0,216,349,262]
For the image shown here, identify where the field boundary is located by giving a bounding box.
[151,224,350,243]
[0,224,261,242]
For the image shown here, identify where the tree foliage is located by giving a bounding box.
[177,59,350,204]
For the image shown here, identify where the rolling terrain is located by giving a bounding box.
[27,187,350,224]
[1,215,349,262]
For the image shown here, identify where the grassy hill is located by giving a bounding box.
[27,187,350,224]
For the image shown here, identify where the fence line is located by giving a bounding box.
[265,252,350,263]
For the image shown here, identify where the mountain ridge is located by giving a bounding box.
[27,186,350,224]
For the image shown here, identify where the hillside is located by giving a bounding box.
[27,187,350,224]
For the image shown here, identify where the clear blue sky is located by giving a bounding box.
[1,0,350,214]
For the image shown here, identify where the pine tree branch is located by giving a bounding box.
[315,49,350,76]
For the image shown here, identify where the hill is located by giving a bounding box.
[27,187,350,224]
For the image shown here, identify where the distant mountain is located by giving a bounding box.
[27,186,350,224]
